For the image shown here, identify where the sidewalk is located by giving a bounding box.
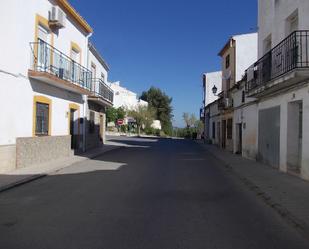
[197,141,309,237]
[0,144,121,193]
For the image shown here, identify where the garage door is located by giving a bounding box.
[258,106,280,168]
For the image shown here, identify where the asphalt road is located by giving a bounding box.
[0,137,308,249]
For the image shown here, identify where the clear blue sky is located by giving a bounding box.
[70,0,257,127]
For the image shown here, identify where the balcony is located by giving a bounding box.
[29,39,92,94]
[217,90,233,111]
[218,97,233,110]
[245,30,309,96]
[88,79,114,107]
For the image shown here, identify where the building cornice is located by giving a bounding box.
[88,42,110,71]
[218,38,234,57]
[57,0,93,34]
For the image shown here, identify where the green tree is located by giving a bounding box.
[128,106,155,135]
[117,107,126,120]
[182,112,197,128]
[106,107,118,123]
[182,112,190,128]
[106,107,127,124]
[140,87,173,135]
[194,120,204,134]
[189,114,197,128]
[181,113,199,139]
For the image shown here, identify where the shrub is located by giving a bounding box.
[159,131,166,137]
[120,125,128,133]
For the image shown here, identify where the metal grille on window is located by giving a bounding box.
[36,102,49,135]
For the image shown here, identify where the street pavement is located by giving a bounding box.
[0,136,308,249]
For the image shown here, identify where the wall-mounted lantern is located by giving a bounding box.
[212,85,218,96]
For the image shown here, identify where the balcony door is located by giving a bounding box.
[71,48,81,63]
[37,24,52,71]
[91,63,97,93]
[71,48,81,83]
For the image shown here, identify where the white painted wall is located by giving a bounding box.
[233,103,258,160]
[88,45,110,99]
[256,83,309,180]
[203,71,222,106]
[231,81,260,160]
[0,0,89,76]
[0,0,89,146]
[234,33,258,82]
[258,0,309,58]
[255,0,309,180]
[0,76,84,145]
[88,47,109,81]
[109,81,148,111]
[207,101,220,145]
[151,120,162,130]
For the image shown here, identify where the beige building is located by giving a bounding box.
[209,33,257,151]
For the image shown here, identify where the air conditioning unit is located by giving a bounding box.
[49,6,66,29]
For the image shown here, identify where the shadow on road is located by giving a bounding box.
[0,137,308,249]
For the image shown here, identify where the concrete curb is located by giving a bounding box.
[196,141,309,240]
[0,145,123,194]
[0,174,47,193]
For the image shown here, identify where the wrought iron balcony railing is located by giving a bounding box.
[91,79,114,103]
[218,97,233,110]
[30,39,92,91]
[246,30,309,92]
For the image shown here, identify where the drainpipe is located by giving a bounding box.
[82,32,93,152]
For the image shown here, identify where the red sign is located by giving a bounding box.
[117,119,124,125]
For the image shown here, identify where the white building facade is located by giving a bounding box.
[203,71,222,107]
[230,80,258,159]
[86,43,113,149]
[109,81,148,111]
[243,0,309,180]
[108,81,162,130]
[202,71,222,139]
[204,33,257,151]
[0,0,113,172]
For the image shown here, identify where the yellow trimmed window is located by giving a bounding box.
[33,96,52,136]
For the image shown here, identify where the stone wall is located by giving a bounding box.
[0,145,16,173]
[16,136,73,169]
